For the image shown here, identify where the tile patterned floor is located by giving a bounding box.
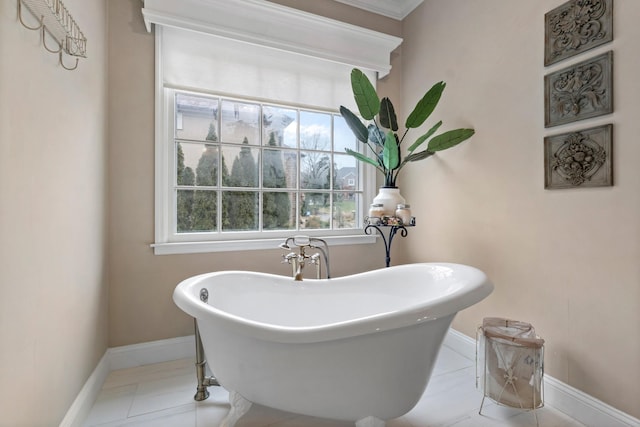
[83,345,585,426]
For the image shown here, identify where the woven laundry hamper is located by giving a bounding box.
[477,317,545,418]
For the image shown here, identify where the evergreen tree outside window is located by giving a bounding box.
[263,132,292,230]
[225,137,259,231]
[171,90,364,239]
[176,143,195,232]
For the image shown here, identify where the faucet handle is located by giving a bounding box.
[282,252,296,264]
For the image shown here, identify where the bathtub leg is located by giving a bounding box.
[355,416,386,427]
[193,319,219,401]
[220,391,252,427]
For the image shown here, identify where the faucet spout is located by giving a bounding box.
[294,248,306,281]
[294,263,304,281]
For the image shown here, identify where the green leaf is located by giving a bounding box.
[408,121,443,152]
[404,150,435,163]
[351,68,380,120]
[383,131,400,171]
[368,125,385,147]
[405,81,446,128]
[379,97,398,131]
[398,149,434,170]
[339,106,368,143]
[345,148,380,169]
[427,128,475,151]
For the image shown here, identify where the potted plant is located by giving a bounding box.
[340,68,475,215]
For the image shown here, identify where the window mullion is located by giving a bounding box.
[258,104,264,232]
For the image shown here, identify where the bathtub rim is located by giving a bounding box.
[173,262,493,344]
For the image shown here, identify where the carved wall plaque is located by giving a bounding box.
[544,51,612,128]
[545,0,613,66]
[544,124,612,189]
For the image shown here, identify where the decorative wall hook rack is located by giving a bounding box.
[17,0,87,70]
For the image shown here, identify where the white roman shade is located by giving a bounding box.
[142,0,402,109]
[159,26,369,110]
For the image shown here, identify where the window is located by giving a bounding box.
[172,91,363,235]
[143,0,401,254]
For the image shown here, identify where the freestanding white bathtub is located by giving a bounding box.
[173,263,493,427]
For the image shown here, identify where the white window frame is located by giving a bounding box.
[155,87,377,254]
[143,0,402,255]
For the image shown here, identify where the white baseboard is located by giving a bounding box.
[59,352,111,427]
[62,330,639,427]
[108,335,195,370]
[443,329,640,427]
[59,335,195,427]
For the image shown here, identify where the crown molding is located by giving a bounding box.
[334,0,423,20]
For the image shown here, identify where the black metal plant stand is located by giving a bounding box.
[364,218,415,267]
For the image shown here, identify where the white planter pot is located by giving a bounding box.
[372,187,405,216]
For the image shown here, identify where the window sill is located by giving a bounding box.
[151,233,377,255]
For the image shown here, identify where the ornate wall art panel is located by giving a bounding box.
[544,0,613,66]
[544,51,613,128]
[544,124,612,189]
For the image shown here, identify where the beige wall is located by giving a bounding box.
[0,0,108,425]
[11,0,635,423]
[268,0,402,38]
[400,0,640,418]
[107,0,400,347]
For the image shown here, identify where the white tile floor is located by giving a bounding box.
[83,344,585,427]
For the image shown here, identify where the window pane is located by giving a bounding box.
[263,191,295,230]
[300,111,331,150]
[334,114,358,153]
[220,100,260,144]
[263,149,297,189]
[263,106,297,148]
[176,189,195,232]
[333,154,358,191]
[222,191,259,231]
[176,142,197,185]
[334,192,360,229]
[182,144,221,187]
[300,152,330,190]
[223,145,259,188]
[300,192,330,229]
[175,93,218,141]
[177,189,217,232]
